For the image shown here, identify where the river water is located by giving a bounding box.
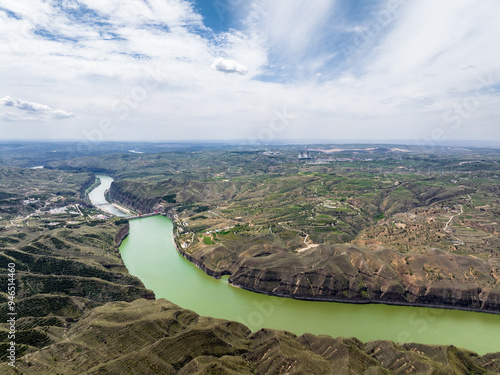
[120,215,500,355]
[88,175,130,217]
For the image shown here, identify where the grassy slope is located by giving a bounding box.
[0,162,500,373]
[10,299,500,375]
[0,220,154,365]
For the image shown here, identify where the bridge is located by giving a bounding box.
[128,212,163,220]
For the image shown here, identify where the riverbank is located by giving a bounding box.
[119,216,500,355]
[88,175,131,217]
[104,172,500,315]
[115,221,130,247]
[16,298,500,374]
[104,187,500,319]
[175,239,500,315]
[83,174,100,199]
[109,189,500,315]
[85,177,500,353]
[229,280,500,315]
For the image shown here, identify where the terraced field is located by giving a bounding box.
[80,147,499,312]
[1,143,499,374]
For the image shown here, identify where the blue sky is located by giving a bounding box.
[0,0,499,145]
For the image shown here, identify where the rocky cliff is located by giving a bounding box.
[115,222,130,246]
[109,180,165,214]
[182,243,500,314]
[78,173,97,198]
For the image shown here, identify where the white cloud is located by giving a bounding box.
[364,0,500,92]
[52,109,75,119]
[211,57,248,75]
[1,96,51,112]
[0,96,75,120]
[0,0,498,143]
[0,96,16,107]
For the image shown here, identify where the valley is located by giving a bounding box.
[71,145,500,313]
[1,142,500,374]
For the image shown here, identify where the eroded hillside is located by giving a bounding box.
[88,147,500,312]
[11,299,500,375]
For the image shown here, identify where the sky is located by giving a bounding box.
[0,0,499,146]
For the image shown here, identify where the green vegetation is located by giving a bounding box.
[0,208,153,364]
[11,299,500,374]
[90,145,500,314]
[1,142,500,373]
[203,236,215,245]
[0,166,94,222]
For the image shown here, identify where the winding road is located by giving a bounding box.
[443,205,465,245]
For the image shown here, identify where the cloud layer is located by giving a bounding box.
[0,0,498,143]
[0,96,74,121]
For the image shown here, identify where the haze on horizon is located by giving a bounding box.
[0,0,499,146]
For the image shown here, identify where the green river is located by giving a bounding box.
[120,215,500,355]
